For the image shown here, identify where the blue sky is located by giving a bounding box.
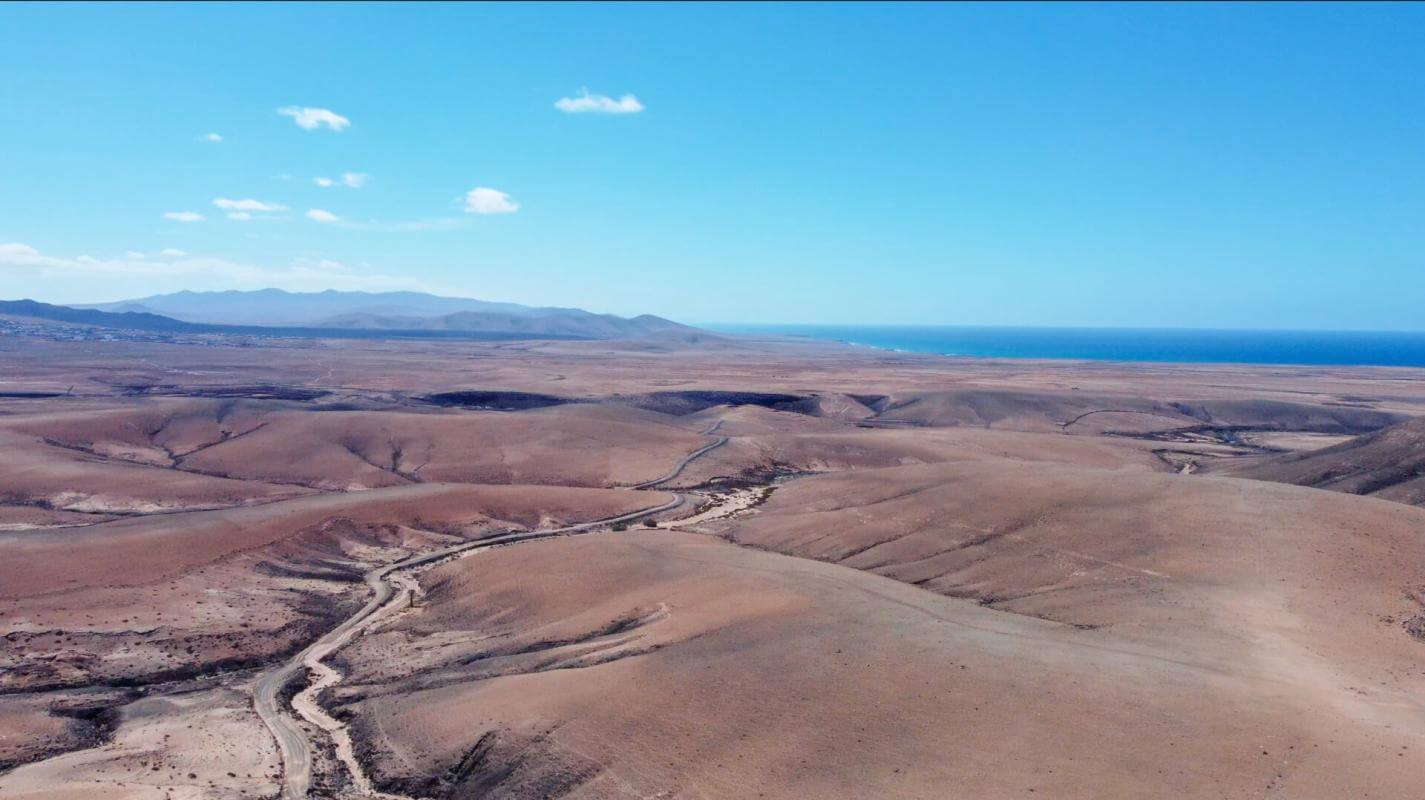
[2,3,1423,329]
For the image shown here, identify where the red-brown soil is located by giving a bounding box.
[2,333,1423,799]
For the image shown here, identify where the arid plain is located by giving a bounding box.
[3,332,1425,799]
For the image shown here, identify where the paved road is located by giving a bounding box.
[633,420,728,489]
[252,493,684,799]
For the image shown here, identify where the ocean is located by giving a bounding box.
[705,325,1425,368]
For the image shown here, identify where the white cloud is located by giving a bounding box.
[555,90,644,114]
[380,217,469,232]
[278,106,351,131]
[306,208,340,223]
[125,251,147,260]
[291,256,347,272]
[163,211,206,223]
[0,242,426,294]
[464,187,519,215]
[227,212,253,221]
[0,243,55,266]
[314,172,367,189]
[205,132,223,143]
[329,218,470,233]
[159,248,188,258]
[214,197,287,212]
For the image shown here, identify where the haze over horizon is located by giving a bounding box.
[3,4,1424,330]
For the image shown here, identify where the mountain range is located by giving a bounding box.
[13,289,701,340]
[81,289,559,326]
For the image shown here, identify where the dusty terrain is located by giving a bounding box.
[1225,415,1425,506]
[2,331,1424,798]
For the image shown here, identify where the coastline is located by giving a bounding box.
[706,324,1425,368]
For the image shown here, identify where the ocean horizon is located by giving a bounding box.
[705,324,1425,368]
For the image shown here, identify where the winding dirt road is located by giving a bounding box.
[253,422,729,798]
[253,494,683,799]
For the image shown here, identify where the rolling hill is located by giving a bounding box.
[1230,415,1425,506]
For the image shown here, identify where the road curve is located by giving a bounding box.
[252,493,683,799]
[633,421,728,489]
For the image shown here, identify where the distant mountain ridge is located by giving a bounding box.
[72,289,698,339]
[0,298,581,341]
[0,299,203,331]
[316,310,690,338]
[85,289,598,324]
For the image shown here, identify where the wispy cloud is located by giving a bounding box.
[162,211,206,223]
[204,132,223,143]
[382,217,469,232]
[227,212,253,221]
[0,242,425,293]
[555,90,644,114]
[0,243,62,267]
[306,209,340,223]
[314,172,369,189]
[290,256,349,272]
[333,217,470,233]
[159,248,188,258]
[464,187,519,215]
[214,197,288,213]
[278,106,351,131]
